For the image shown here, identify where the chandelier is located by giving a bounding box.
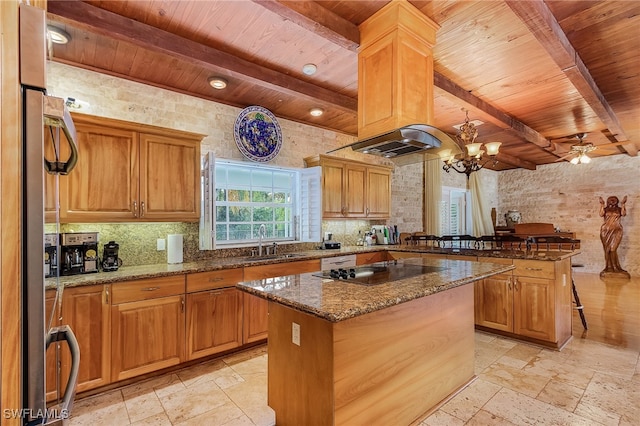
[440,111,501,178]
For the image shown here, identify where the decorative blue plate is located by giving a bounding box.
[234,106,283,162]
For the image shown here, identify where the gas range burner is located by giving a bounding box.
[313,262,447,286]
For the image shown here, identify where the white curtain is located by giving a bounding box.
[423,160,442,235]
[469,172,494,237]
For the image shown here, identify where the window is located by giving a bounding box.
[440,186,471,237]
[200,153,321,249]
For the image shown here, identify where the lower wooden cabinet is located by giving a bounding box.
[243,293,269,343]
[186,288,242,360]
[110,276,186,381]
[474,272,513,332]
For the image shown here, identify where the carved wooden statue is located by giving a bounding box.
[599,195,630,278]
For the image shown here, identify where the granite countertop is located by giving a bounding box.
[236,257,515,322]
[46,245,578,290]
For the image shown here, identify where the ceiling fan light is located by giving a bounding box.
[580,154,591,164]
[484,141,501,156]
[570,156,580,165]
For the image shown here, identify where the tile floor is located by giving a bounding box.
[68,274,640,426]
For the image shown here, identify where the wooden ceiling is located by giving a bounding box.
[46,0,639,171]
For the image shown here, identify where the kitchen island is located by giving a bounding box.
[237,257,514,426]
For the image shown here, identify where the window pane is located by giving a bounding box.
[215,168,227,185]
[274,207,287,221]
[228,167,251,185]
[229,224,251,240]
[253,207,273,222]
[252,169,272,185]
[274,223,289,238]
[228,189,250,202]
[229,206,251,222]
[216,206,227,222]
[215,188,227,202]
[273,191,288,203]
[254,224,274,238]
[252,190,273,203]
[273,172,292,188]
[215,224,227,241]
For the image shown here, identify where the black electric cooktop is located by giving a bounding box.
[312,262,447,286]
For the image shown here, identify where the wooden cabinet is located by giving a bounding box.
[243,259,321,342]
[58,114,204,222]
[474,257,573,348]
[110,276,186,381]
[304,155,391,219]
[46,285,111,400]
[186,288,242,360]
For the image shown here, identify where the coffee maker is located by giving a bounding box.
[101,241,122,272]
[60,232,99,275]
[44,233,59,278]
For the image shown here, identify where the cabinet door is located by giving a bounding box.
[61,285,111,393]
[111,295,185,381]
[474,274,513,332]
[62,122,138,221]
[186,289,242,360]
[321,159,346,218]
[366,167,391,218]
[243,293,269,343]
[139,133,200,221]
[345,164,366,217]
[513,276,555,342]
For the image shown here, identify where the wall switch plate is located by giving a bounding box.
[157,238,166,251]
[292,322,300,346]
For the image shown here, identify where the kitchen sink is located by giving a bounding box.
[244,253,308,261]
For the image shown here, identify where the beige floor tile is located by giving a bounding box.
[121,373,186,400]
[565,339,638,379]
[480,361,551,398]
[159,382,231,424]
[503,343,543,363]
[124,388,165,423]
[176,359,242,389]
[523,355,595,389]
[535,378,584,411]
[130,412,172,426]
[220,414,256,426]
[575,370,640,425]
[222,373,274,426]
[420,409,465,426]
[483,387,594,425]
[440,378,502,422]
[68,389,130,426]
[227,354,268,377]
[465,409,516,425]
[222,345,267,365]
[173,400,245,426]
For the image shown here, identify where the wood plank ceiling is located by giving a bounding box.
[46,0,640,171]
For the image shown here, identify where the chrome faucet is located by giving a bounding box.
[258,224,266,256]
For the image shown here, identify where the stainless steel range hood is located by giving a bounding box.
[328,124,462,166]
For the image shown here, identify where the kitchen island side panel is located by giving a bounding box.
[333,284,475,425]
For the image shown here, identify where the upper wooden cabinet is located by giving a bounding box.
[304,155,391,219]
[49,114,204,223]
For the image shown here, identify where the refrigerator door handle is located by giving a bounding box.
[43,95,78,175]
[46,325,80,418]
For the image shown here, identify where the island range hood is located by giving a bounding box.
[330,0,462,166]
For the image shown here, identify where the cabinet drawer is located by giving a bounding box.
[187,268,243,292]
[513,259,555,279]
[356,251,387,265]
[111,275,186,304]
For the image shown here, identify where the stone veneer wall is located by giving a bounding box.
[497,155,639,277]
[46,62,420,265]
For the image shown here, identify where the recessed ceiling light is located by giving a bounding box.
[47,25,71,44]
[208,77,227,89]
[309,108,324,117]
[302,63,317,76]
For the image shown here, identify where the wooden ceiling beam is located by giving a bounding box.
[506,0,636,156]
[251,0,360,52]
[47,0,357,112]
[434,72,550,149]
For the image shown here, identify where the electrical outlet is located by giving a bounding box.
[292,322,300,346]
[157,238,166,251]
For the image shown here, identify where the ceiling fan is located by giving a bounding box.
[553,133,627,164]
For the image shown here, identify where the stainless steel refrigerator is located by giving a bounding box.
[19,4,80,425]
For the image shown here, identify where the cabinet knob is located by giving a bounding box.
[141,201,146,217]
[132,200,138,217]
